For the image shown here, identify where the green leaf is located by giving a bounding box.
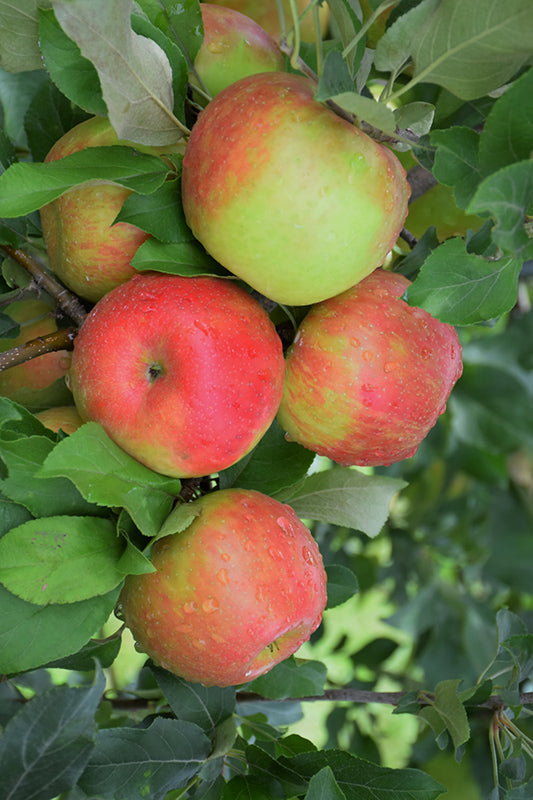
[117,538,156,575]
[394,101,435,137]
[44,634,122,671]
[431,127,481,209]
[315,49,355,100]
[374,0,440,74]
[405,238,522,325]
[410,0,533,100]
[151,664,236,737]
[115,178,191,242]
[155,501,201,541]
[0,434,100,518]
[78,717,211,800]
[0,65,49,144]
[246,657,327,700]
[467,161,533,260]
[53,0,182,146]
[131,237,227,276]
[0,582,121,674]
[39,422,182,538]
[38,7,107,116]
[0,493,32,537]
[327,91,397,135]
[306,766,346,800]
[0,146,171,217]
[419,679,470,752]
[0,515,124,605]
[135,0,204,64]
[284,466,406,538]
[325,564,359,609]
[478,68,533,176]
[220,419,315,496]
[0,0,46,72]
[0,670,105,800]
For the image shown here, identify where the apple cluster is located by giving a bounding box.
[2,3,463,687]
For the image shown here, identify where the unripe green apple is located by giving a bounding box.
[277,268,463,466]
[192,3,285,99]
[182,73,410,306]
[0,295,72,411]
[39,116,185,303]
[120,488,327,686]
[205,0,330,42]
[34,405,83,435]
[69,273,285,478]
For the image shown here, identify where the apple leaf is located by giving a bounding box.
[0,146,172,217]
[0,515,125,605]
[431,127,481,209]
[246,657,327,700]
[315,49,355,100]
[478,68,533,176]
[394,102,435,137]
[306,767,345,800]
[406,237,522,325]
[220,419,315,497]
[53,0,182,146]
[326,0,361,54]
[78,717,211,800]
[283,467,406,538]
[0,670,105,800]
[0,582,121,674]
[467,161,533,261]
[135,0,204,65]
[38,7,108,117]
[418,679,470,753]
[374,0,440,75]
[115,179,190,242]
[39,422,182,538]
[327,91,396,136]
[155,502,201,542]
[0,66,49,145]
[0,0,47,72]
[117,538,156,575]
[325,564,359,609]
[131,238,227,276]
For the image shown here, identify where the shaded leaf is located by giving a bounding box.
[246,657,327,700]
[0,0,46,72]
[306,766,346,800]
[114,177,190,242]
[431,127,481,209]
[131,237,227,276]
[419,679,470,752]
[325,564,359,609]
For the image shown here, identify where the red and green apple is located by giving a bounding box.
[182,72,410,306]
[120,487,327,686]
[277,268,463,466]
[68,272,285,478]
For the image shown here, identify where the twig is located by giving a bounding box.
[1,245,88,327]
[0,327,77,372]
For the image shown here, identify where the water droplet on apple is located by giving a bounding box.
[220,552,231,562]
[217,568,229,586]
[268,546,283,561]
[276,516,295,536]
[183,601,198,615]
[362,350,372,363]
[384,361,398,373]
[421,348,432,360]
[244,539,254,552]
[193,319,210,335]
[302,546,315,565]
[350,337,360,348]
[192,638,207,650]
[202,598,219,614]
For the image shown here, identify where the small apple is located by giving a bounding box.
[182,72,410,306]
[39,116,185,303]
[120,487,327,686]
[205,0,330,42]
[68,272,285,478]
[0,294,72,411]
[34,405,84,435]
[192,4,285,99]
[277,268,463,466]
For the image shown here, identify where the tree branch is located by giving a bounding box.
[0,327,77,372]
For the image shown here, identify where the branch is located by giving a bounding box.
[0,327,77,372]
[1,245,88,327]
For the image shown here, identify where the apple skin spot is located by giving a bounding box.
[277,268,463,467]
[120,488,327,687]
[69,273,285,478]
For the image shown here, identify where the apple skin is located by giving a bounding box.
[39,117,185,303]
[193,4,285,98]
[34,405,83,435]
[205,0,329,42]
[68,273,285,478]
[120,487,327,686]
[277,268,463,467]
[182,72,410,306]
[0,295,72,411]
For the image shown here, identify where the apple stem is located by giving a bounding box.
[0,327,77,373]
[1,246,88,327]
[287,0,302,71]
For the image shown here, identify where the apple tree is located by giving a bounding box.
[0,1,532,799]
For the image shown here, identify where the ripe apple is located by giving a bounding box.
[68,272,285,478]
[192,4,285,99]
[120,487,327,686]
[0,294,72,411]
[277,268,463,466]
[205,0,329,42]
[39,116,184,303]
[181,72,410,306]
[34,405,83,435]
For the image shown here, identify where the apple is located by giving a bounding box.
[277,268,463,466]
[181,72,410,306]
[0,294,73,411]
[120,487,327,686]
[39,116,185,303]
[192,4,285,99]
[68,272,285,478]
[34,405,84,435]
[205,0,330,42]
